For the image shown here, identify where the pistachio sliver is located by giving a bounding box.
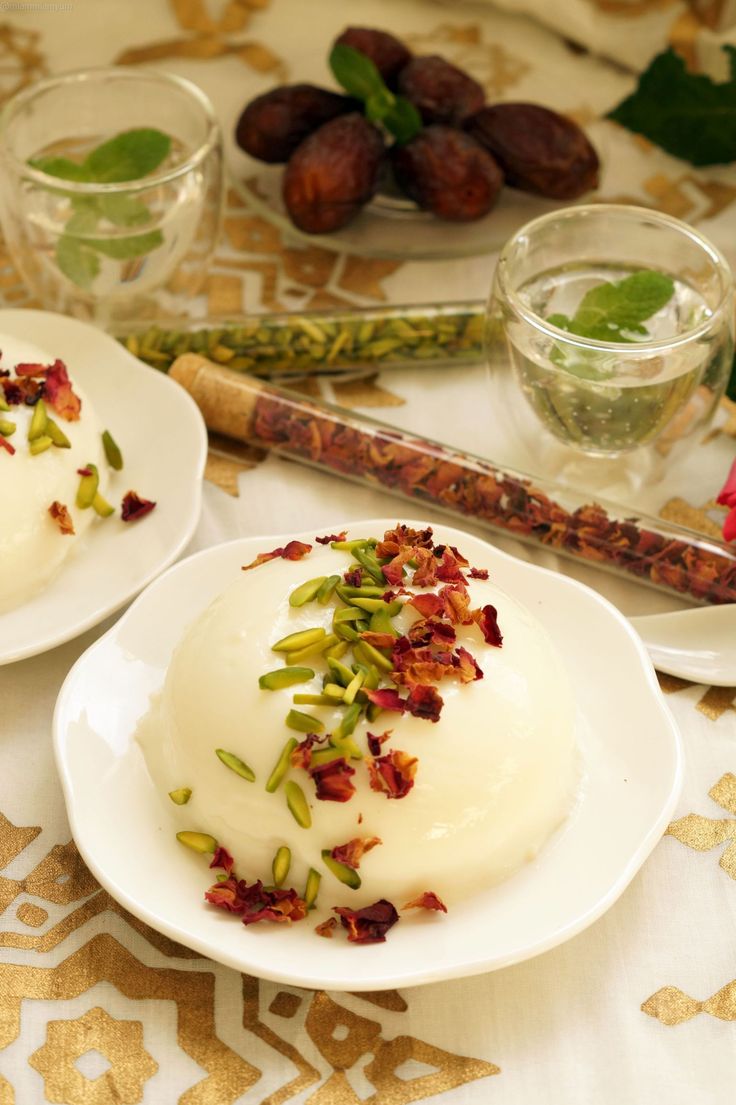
[102,429,123,470]
[285,781,312,828]
[29,435,53,456]
[0,419,16,437]
[169,787,192,805]
[333,607,364,625]
[323,683,347,700]
[28,398,48,442]
[327,656,354,686]
[272,845,291,887]
[286,709,324,733]
[350,597,402,615]
[0,391,8,412]
[339,584,385,598]
[343,670,365,706]
[369,609,400,637]
[46,418,71,448]
[324,640,349,661]
[289,576,327,608]
[216,748,256,781]
[330,538,376,552]
[292,693,337,706]
[334,623,360,643]
[285,633,338,665]
[272,627,326,653]
[76,463,99,508]
[316,574,340,604]
[259,666,315,690]
[329,733,362,760]
[334,702,362,740]
[352,546,385,583]
[304,867,321,909]
[366,702,382,723]
[265,736,298,792]
[354,640,394,672]
[310,747,343,767]
[92,491,115,517]
[322,850,361,889]
[176,830,217,854]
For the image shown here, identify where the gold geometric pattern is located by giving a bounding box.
[29,1006,158,1105]
[404,23,530,97]
[656,672,736,719]
[1,825,500,1103]
[666,773,736,878]
[642,980,736,1026]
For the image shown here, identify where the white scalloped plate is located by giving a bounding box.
[53,519,682,990]
[0,310,207,664]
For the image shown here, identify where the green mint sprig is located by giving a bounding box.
[329,43,422,144]
[29,128,172,290]
[608,46,736,167]
[547,270,675,382]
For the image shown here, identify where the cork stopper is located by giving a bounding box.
[170,353,263,441]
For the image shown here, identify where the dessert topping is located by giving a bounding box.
[309,757,356,801]
[402,891,448,913]
[333,899,399,944]
[366,748,418,798]
[315,531,347,544]
[330,835,382,869]
[121,490,157,522]
[242,539,312,570]
[168,787,192,805]
[315,917,338,937]
[215,748,256,782]
[48,501,75,535]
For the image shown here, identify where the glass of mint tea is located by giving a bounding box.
[0,67,223,326]
[488,205,734,458]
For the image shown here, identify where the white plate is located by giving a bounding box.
[54,519,683,990]
[0,309,207,664]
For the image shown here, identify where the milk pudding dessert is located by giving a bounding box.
[0,353,154,614]
[143,523,577,944]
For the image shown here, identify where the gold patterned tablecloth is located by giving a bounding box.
[2,2,736,1103]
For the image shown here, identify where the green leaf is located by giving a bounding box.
[364,87,395,124]
[329,43,384,100]
[55,236,100,289]
[382,96,422,145]
[85,229,164,259]
[564,271,675,340]
[82,128,171,183]
[547,313,572,332]
[64,204,100,236]
[97,193,151,227]
[608,46,736,166]
[29,155,91,182]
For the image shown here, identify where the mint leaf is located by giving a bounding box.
[29,155,92,182]
[82,128,171,183]
[608,46,736,166]
[330,43,384,100]
[381,96,422,145]
[97,194,150,227]
[547,313,572,332]
[563,271,675,341]
[330,43,422,144]
[86,230,163,259]
[56,236,100,289]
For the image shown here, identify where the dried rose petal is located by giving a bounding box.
[402,891,448,913]
[310,757,356,801]
[407,616,456,650]
[439,583,474,625]
[359,631,396,650]
[242,539,312,570]
[43,359,81,421]
[408,592,444,618]
[434,546,468,584]
[366,729,392,755]
[376,523,433,558]
[405,683,443,721]
[315,917,338,937]
[315,531,346,544]
[453,646,483,683]
[474,603,503,646]
[364,687,406,713]
[291,732,328,770]
[48,501,75,535]
[205,873,307,924]
[382,546,415,585]
[333,898,399,943]
[343,567,363,586]
[77,466,92,477]
[468,566,489,579]
[367,749,418,798]
[331,835,382,869]
[15,362,47,377]
[209,846,235,874]
[121,490,156,522]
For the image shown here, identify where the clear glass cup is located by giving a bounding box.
[488,205,734,467]
[0,66,224,326]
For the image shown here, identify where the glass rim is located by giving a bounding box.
[495,203,735,353]
[0,65,221,193]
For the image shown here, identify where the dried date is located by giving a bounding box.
[464,103,599,199]
[391,126,503,222]
[282,113,385,233]
[235,84,358,164]
[334,26,412,89]
[397,55,485,125]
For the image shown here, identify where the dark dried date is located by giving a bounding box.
[464,103,599,199]
[235,84,357,164]
[391,126,503,222]
[282,113,385,233]
[398,55,485,125]
[334,26,412,89]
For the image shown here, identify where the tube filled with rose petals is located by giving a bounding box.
[171,353,736,605]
